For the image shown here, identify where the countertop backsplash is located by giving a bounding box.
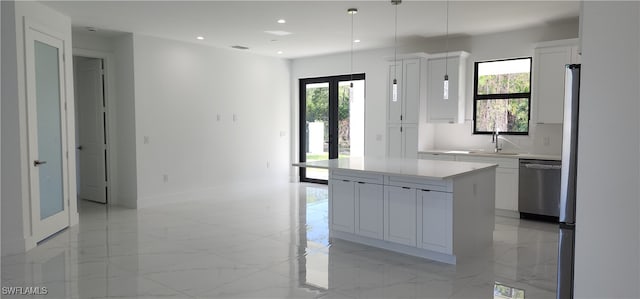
[426,121,562,156]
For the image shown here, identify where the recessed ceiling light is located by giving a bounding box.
[196,36,204,40]
[264,30,292,36]
[277,19,286,24]
[354,39,361,43]
[277,51,283,54]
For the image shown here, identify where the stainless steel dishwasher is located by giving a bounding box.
[519,159,562,221]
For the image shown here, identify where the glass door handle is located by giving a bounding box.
[34,160,47,166]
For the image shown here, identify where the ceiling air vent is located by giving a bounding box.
[231,45,250,50]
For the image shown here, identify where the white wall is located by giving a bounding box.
[1,1,77,255]
[574,2,640,298]
[291,21,578,161]
[1,0,24,255]
[113,33,137,208]
[131,34,291,208]
[72,31,116,53]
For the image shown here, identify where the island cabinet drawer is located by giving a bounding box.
[385,175,452,193]
[330,170,384,184]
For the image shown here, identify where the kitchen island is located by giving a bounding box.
[293,157,497,264]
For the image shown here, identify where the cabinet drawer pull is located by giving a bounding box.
[343,180,350,182]
[357,182,365,184]
[402,187,411,190]
[422,189,431,192]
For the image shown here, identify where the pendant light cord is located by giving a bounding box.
[445,0,449,77]
[394,1,398,82]
[350,9,355,86]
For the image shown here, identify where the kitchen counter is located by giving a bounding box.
[293,157,497,180]
[293,157,496,264]
[419,149,561,161]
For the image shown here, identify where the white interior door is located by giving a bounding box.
[74,57,107,204]
[25,27,70,242]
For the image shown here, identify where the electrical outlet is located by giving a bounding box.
[543,136,551,146]
[266,161,270,168]
[216,114,221,121]
[144,136,150,144]
[376,134,382,141]
[279,131,286,137]
[163,174,169,183]
[233,114,237,122]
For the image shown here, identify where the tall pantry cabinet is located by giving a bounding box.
[387,54,427,159]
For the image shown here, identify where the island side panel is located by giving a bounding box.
[451,167,496,258]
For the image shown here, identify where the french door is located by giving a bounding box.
[25,25,70,242]
[299,74,365,183]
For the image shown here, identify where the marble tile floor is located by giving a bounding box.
[1,183,559,299]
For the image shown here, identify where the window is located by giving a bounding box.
[473,57,532,135]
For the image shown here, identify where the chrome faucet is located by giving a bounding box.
[492,129,502,152]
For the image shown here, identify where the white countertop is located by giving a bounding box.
[293,157,497,180]
[419,149,561,161]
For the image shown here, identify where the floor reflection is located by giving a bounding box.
[1,183,559,299]
[298,185,329,291]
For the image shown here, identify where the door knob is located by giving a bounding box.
[77,145,83,150]
[34,160,47,167]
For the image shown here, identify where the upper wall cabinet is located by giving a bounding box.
[426,51,469,124]
[387,54,427,125]
[533,38,580,124]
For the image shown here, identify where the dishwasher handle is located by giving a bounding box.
[524,163,561,170]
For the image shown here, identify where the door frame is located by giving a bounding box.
[24,20,71,242]
[72,48,115,206]
[298,73,365,184]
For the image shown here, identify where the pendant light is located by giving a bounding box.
[443,0,450,100]
[392,0,401,102]
[348,8,358,101]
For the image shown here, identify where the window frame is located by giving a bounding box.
[472,57,533,135]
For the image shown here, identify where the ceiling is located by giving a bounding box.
[43,1,580,59]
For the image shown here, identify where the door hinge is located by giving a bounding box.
[65,151,68,159]
[400,126,403,133]
[400,115,403,121]
[64,102,67,111]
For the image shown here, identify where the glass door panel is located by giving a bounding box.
[300,74,365,183]
[337,79,365,159]
[35,40,65,220]
[304,82,329,181]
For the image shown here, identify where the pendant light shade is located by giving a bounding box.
[348,8,358,100]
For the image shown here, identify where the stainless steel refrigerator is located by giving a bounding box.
[557,64,580,299]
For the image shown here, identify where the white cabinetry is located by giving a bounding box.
[418,189,453,254]
[533,39,580,124]
[387,54,426,159]
[453,155,518,213]
[355,182,384,239]
[426,51,468,124]
[325,165,496,264]
[329,179,355,233]
[387,124,418,159]
[384,186,417,246]
[388,57,424,124]
[330,170,385,239]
